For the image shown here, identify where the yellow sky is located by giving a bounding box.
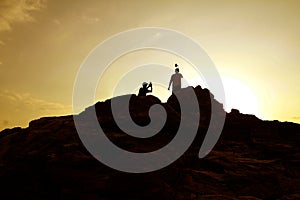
[0,0,300,130]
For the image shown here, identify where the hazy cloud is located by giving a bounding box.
[0,0,46,31]
[52,19,61,25]
[81,15,100,24]
[2,120,8,126]
[0,90,71,112]
[292,116,300,120]
[0,40,4,45]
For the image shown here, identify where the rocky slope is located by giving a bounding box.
[0,86,299,200]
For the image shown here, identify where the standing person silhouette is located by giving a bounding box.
[168,67,183,93]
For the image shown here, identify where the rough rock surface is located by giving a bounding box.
[0,86,299,199]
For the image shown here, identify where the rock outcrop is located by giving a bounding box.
[0,86,299,199]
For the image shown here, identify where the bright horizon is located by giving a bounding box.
[1,0,300,131]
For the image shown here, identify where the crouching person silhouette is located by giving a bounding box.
[168,68,183,93]
[138,82,152,96]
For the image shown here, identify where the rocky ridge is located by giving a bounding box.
[0,86,299,199]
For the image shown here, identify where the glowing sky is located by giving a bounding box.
[1,0,300,130]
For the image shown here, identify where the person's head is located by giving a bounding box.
[142,82,148,88]
[175,68,179,73]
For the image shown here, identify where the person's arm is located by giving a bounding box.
[168,75,173,90]
[147,83,152,93]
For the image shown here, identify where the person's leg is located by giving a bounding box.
[172,86,181,93]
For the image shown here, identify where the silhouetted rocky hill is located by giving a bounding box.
[0,86,299,199]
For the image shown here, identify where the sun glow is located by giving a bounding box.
[188,77,259,116]
[221,77,259,116]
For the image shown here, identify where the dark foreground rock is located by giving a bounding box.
[0,86,299,200]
